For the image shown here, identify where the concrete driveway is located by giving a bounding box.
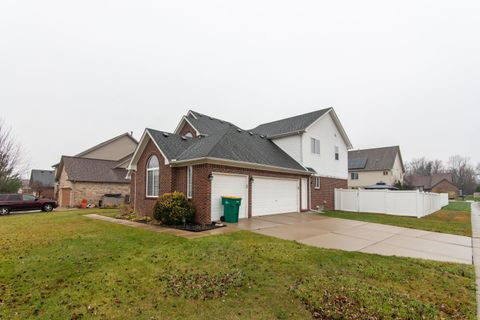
[235,212,473,264]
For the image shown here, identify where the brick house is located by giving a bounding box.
[405,173,459,199]
[54,133,138,207]
[29,169,55,199]
[128,109,352,224]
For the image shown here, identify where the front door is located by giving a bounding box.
[301,178,308,211]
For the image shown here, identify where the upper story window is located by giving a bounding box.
[314,176,321,189]
[351,172,359,180]
[146,155,160,197]
[184,132,193,138]
[310,138,320,154]
[187,166,193,199]
[334,146,339,160]
[383,170,389,176]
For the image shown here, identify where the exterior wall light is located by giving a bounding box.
[208,173,214,181]
[249,177,254,183]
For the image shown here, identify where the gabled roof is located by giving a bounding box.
[75,132,138,157]
[174,110,236,136]
[405,173,458,190]
[348,146,404,172]
[251,108,331,138]
[147,129,198,160]
[57,156,130,183]
[29,170,55,188]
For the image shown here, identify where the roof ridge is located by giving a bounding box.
[62,155,121,163]
[349,145,399,152]
[252,108,332,129]
[177,127,232,159]
[75,132,138,157]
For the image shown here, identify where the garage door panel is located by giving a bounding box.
[252,177,299,216]
[211,174,248,221]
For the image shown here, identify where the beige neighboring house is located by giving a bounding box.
[54,133,138,207]
[348,146,405,188]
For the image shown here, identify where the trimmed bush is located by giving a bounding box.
[153,192,195,225]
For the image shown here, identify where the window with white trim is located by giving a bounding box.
[314,176,321,189]
[187,166,193,199]
[383,170,389,176]
[146,155,159,197]
[351,172,359,180]
[311,138,320,154]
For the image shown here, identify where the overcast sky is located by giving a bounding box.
[1,0,479,174]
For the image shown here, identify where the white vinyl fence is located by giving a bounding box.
[334,189,449,218]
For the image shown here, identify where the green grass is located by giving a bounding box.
[323,202,472,237]
[0,209,476,319]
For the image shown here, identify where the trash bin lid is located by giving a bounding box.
[222,196,241,199]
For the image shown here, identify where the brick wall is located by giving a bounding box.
[71,182,130,207]
[311,176,347,210]
[133,139,174,216]
[178,121,197,137]
[431,180,459,197]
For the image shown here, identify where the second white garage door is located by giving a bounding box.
[252,177,300,216]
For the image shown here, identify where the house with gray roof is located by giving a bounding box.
[29,169,55,198]
[54,133,138,207]
[129,108,353,224]
[348,146,405,189]
[405,173,459,198]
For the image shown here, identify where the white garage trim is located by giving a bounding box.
[210,172,249,222]
[251,176,300,216]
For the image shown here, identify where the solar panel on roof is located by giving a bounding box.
[348,157,367,169]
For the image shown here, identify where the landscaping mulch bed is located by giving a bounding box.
[172,224,226,232]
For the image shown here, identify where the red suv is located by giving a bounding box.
[0,194,58,215]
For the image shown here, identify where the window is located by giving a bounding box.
[7,194,21,201]
[187,166,193,199]
[334,146,339,160]
[184,132,193,138]
[310,138,320,154]
[22,194,35,201]
[0,194,7,201]
[146,155,160,197]
[383,171,389,176]
[314,176,321,189]
[351,172,359,180]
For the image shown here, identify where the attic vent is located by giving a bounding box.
[260,135,265,139]
[209,117,213,120]
[181,136,187,141]
[248,131,253,136]
[237,128,242,133]
[162,132,169,137]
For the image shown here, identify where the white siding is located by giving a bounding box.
[301,113,348,179]
[272,135,302,163]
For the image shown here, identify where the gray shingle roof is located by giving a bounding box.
[348,146,402,172]
[186,111,236,136]
[251,108,331,138]
[62,156,130,183]
[30,170,54,188]
[148,127,307,172]
[405,173,457,190]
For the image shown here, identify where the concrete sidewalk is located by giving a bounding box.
[236,212,473,265]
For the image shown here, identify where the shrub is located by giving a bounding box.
[153,192,195,225]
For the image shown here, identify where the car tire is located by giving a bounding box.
[42,204,54,212]
[0,207,11,215]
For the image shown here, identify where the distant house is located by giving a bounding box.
[18,179,33,195]
[405,173,459,199]
[29,170,55,198]
[54,133,138,207]
[348,146,405,189]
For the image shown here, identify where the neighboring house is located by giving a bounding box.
[54,133,138,207]
[405,173,459,199]
[29,170,55,198]
[348,146,405,189]
[18,179,33,195]
[128,108,352,224]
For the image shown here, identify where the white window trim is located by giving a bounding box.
[314,176,321,189]
[311,138,320,155]
[186,166,193,199]
[351,172,359,180]
[146,155,160,198]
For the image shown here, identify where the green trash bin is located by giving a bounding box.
[221,196,242,223]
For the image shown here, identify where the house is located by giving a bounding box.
[54,133,138,207]
[18,179,33,195]
[29,170,55,198]
[405,173,459,199]
[128,108,352,224]
[348,146,405,189]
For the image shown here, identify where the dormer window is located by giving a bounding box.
[311,138,320,154]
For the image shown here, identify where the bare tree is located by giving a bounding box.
[406,157,444,176]
[448,155,477,195]
[0,120,23,193]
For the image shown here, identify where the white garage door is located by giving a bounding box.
[211,173,248,221]
[252,177,299,216]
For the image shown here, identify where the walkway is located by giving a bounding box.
[236,212,473,265]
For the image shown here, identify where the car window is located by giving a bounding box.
[7,194,22,201]
[22,194,36,201]
[0,194,7,201]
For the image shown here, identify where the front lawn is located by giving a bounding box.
[444,201,473,212]
[323,204,471,237]
[0,209,476,319]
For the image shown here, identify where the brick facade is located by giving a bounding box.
[310,176,347,210]
[178,121,197,137]
[431,180,459,198]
